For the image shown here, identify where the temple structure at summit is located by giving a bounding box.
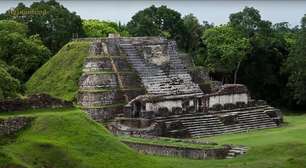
[77,35,283,138]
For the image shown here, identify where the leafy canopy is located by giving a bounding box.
[83,19,129,37]
[229,7,290,104]
[203,25,251,82]
[181,14,203,53]
[127,5,184,45]
[1,0,84,53]
[0,20,51,83]
[0,63,20,99]
[285,15,306,104]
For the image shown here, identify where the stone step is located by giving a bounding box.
[120,43,202,96]
[157,107,279,137]
[226,156,234,159]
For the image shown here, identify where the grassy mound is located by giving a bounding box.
[26,41,90,101]
[0,109,306,168]
[0,109,156,168]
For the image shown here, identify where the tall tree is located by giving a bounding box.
[0,20,51,83]
[229,7,262,37]
[203,25,251,83]
[285,15,306,105]
[230,7,290,105]
[127,5,184,46]
[1,0,84,53]
[181,14,203,53]
[0,63,20,99]
[83,20,129,37]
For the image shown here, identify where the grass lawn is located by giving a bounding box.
[0,108,305,168]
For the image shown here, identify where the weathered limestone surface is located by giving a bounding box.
[78,91,124,106]
[85,107,123,121]
[0,117,33,136]
[78,39,145,121]
[77,37,282,138]
[79,73,118,89]
[123,141,230,160]
[155,104,279,137]
[83,57,113,71]
[120,39,203,96]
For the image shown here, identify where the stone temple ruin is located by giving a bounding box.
[78,35,283,138]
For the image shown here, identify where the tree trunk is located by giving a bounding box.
[234,61,241,84]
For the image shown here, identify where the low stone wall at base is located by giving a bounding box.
[0,117,33,136]
[0,94,73,112]
[123,141,230,160]
[84,106,123,122]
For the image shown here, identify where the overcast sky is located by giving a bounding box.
[1,0,306,27]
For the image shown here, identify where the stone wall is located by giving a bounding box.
[146,100,183,112]
[84,106,123,121]
[208,93,248,108]
[123,141,230,160]
[0,94,73,112]
[78,40,145,121]
[79,73,118,88]
[207,84,249,108]
[0,117,33,136]
[78,91,125,106]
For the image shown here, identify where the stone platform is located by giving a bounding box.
[77,36,282,138]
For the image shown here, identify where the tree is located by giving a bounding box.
[203,25,251,83]
[181,14,203,53]
[1,0,84,53]
[83,20,129,37]
[0,20,51,83]
[127,5,184,46]
[0,63,20,99]
[229,7,262,37]
[226,7,290,106]
[285,15,306,105]
[273,22,298,47]
[0,19,27,35]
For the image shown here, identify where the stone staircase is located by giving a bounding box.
[226,146,248,159]
[119,42,202,96]
[155,105,278,138]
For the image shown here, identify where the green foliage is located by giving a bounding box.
[0,64,20,99]
[26,41,90,101]
[181,14,203,53]
[2,0,84,53]
[83,19,129,37]
[229,7,262,37]
[229,8,290,105]
[0,20,51,83]
[285,16,306,104]
[127,5,184,46]
[0,19,27,35]
[202,25,251,82]
[197,7,293,106]
[1,108,306,168]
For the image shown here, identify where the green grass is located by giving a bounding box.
[0,109,157,168]
[1,109,306,168]
[0,107,78,118]
[26,41,90,101]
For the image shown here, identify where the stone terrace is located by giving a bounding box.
[120,40,202,96]
[155,105,278,137]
